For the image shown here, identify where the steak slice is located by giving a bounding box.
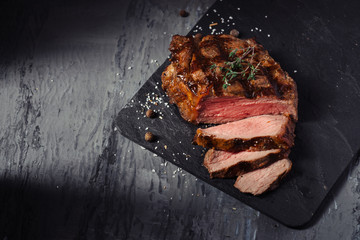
[204,148,289,178]
[161,34,298,124]
[234,158,292,195]
[197,97,296,124]
[193,115,295,151]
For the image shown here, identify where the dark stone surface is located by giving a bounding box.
[118,0,360,228]
[1,0,360,239]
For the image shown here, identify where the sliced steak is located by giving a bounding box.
[161,34,298,124]
[193,115,295,151]
[234,158,292,195]
[197,97,296,124]
[204,148,289,178]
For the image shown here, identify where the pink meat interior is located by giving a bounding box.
[197,97,296,124]
[200,115,289,140]
[234,158,292,195]
[206,149,280,172]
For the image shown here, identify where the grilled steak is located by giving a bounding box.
[161,33,298,195]
[234,158,292,195]
[161,34,298,124]
[204,148,289,178]
[193,115,295,152]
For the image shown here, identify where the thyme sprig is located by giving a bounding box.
[210,47,261,89]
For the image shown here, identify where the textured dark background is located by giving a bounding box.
[1,0,360,239]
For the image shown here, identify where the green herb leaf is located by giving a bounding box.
[210,47,260,89]
[229,49,238,58]
[210,64,217,69]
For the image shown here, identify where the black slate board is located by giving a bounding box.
[116,0,360,227]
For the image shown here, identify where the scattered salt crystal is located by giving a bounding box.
[267,34,271,37]
[128,66,132,69]
[237,7,240,10]
[152,169,155,172]
[294,70,297,73]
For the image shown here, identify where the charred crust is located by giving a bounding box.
[194,133,292,152]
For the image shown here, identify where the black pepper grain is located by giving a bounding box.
[179,10,189,17]
[146,109,156,118]
[145,132,155,142]
[230,29,240,37]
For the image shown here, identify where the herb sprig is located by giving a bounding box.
[210,47,261,89]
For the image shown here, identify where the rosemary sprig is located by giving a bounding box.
[210,47,260,89]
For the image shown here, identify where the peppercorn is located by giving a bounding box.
[146,109,156,118]
[179,10,189,17]
[145,132,155,142]
[230,29,240,37]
